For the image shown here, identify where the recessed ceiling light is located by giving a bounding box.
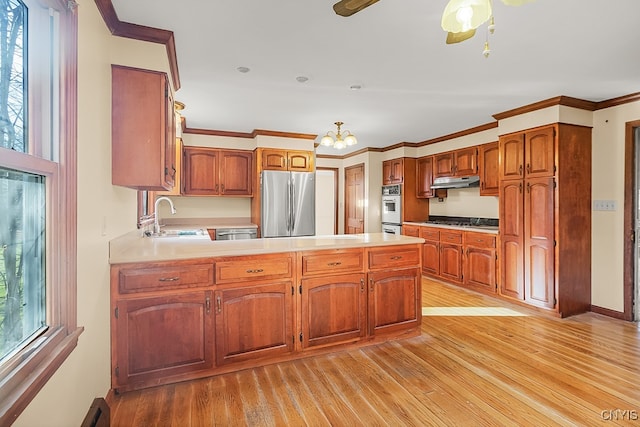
[237,66,250,73]
[350,84,363,90]
[296,76,309,83]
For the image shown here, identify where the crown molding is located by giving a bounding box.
[94,0,181,91]
[251,129,318,140]
[596,92,640,110]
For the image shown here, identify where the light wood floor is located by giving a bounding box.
[109,278,640,426]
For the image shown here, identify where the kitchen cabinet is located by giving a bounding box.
[439,230,463,283]
[434,147,478,178]
[498,123,592,316]
[402,224,420,237]
[261,149,314,172]
[478,142,499,196]
[463,232,497,292]
[416,156,434,198]
[420,227,440,276]
[111,65,176,191]
[157,138,183,196]
[182,147,253,196]
[214,281,294,365]
[382,158,404,185]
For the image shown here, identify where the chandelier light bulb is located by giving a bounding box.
[456,6,474,31]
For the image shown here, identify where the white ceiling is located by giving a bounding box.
[109,0,640,155]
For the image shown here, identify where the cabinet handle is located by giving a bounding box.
[527,182,531,193]
[214,184,219,192]
[158,277,179,282]
[216,296,221,313]
[327,262,342,266]
[205,296,211,314]
[221,184,225,192]
[526,164,531,174]
[519,182,522,193]
[246,269,264,274]
[519,165,523,176]
[369,278,374,292]
[360,278,365,292]
[390,256,402,260]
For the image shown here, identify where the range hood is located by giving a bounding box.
[431,175,480,190]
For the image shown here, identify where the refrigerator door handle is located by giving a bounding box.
[287,177,292,233]
[290,176,296,232]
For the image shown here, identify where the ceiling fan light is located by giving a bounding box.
[320,134,334,146]
[441,0,492,33]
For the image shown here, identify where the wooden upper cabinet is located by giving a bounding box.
[416,156,434,198]
[453,147,478,176]
[220,150,253,195]
[157,138,183,196]
[499,133,525,180]
[112,65,176,191]
[479,142,499,196]
[433,152,454,178]
[382,158,404,185]
[525,127,555,178]
[261,149,314,172]
[182,147,252,196]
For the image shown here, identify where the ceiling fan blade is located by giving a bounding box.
[333,0,380,17]
[446,29,476,44]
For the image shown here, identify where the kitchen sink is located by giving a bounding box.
[145,229,208,238]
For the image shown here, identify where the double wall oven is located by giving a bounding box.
[381,184,402,235]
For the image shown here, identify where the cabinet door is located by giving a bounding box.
[453,147,477,176]
[464,247,496,291]
[382,160,393,185]
[434,152,454,178]
[499,133,524,180]
[368,268,420,336]
[524,177,555,308]
[220,150,253,195]
[479,142,499,196]
[499,180,524,299]
[390,158,404,183]
[164,88,176,189]
[262,149,288,171]
[301,273,366,349]
[525,127,555,178]
[422,240,440,276]
[182,147,219,195]
[214,282,294,365]
[114,291,214,389]
[288,151,314,172]
[416,156,434,198]
[157,138,182,196]
[440,243,463,283]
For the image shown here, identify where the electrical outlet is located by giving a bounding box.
[593,200,617,211]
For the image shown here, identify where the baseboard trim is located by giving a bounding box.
[590,305,629,320]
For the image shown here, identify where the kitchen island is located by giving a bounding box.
[109,233,424,392]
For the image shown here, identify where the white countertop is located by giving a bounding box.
[403,221,499,234]
[109,232,425,265]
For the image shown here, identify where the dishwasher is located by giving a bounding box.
[215,228,258,240]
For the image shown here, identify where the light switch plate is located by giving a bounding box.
[593,200,617,211]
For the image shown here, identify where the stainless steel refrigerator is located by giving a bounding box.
[261,171,315,238]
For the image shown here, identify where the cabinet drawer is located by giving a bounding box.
[215,253,293,284]
[301,249,364,276]
[440,230,463,245]
[420,227,439,241]
[464,232,496,249]
[368,245,420,270]
[118,264,214,293]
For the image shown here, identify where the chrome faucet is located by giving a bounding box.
[154,196,176,234]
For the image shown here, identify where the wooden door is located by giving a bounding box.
[525,126,555,178]
[390,158,404,184]
[220,150,252,196]
[382,160,392,185]
[114,291,214,389]
[499,133,524,180]
[367,268,420,336]
[416,156,434,198]
[261,149,288,171]
[524,177,556,308]
[345,164,365,234]
[288,151,314,172]
[464,247,496,291]
[434,152,454,178]
[440,243,463,283]
[422,240,440,276]
[300,273,366,349]
[499,180,524,299]
[214,282,294,365]
[479,142,499,196]
[182,147,219,195]
[453,147,477,176]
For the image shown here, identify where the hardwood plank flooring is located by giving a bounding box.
[110,278,640,426]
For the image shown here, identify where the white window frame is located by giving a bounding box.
[0,0,80,423]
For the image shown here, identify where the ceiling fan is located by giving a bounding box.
[333,0,535,49]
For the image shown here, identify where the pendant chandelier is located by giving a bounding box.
[320,121,357,150]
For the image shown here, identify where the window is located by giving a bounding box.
[0,0,79,423]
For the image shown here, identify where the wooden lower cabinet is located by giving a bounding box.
[440,243,463,283]
[113,291,214,390]
[301,273,367,349]
[214,281,294,365]
[368,268,420,336]
[464,246,495,291]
